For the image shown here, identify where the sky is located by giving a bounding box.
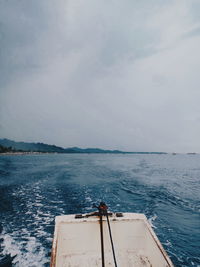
[0,0,200,152]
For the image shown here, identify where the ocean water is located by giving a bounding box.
[0,153,199,267]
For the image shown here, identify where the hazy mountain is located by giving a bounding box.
[0,139,65,153]
[0,139,167,154]
[0,139,122,153]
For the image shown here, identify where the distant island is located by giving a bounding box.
[0,138,167,154]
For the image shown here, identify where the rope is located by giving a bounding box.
[106,212,118,267]
[97,202,118,267]
[99,214,105,267]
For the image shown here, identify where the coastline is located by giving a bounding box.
[0,152,58,156]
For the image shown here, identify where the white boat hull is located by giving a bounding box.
[51,213,174,267]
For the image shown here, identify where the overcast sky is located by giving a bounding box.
[0,0,200,152]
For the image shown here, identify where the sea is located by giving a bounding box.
[0,153,199,267]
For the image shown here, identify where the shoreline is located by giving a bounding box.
[0,152,58,156]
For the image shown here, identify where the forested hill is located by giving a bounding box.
[0,139,65,153]
[0,144,13,153]
[0,139,167,154]
[0,139,124,153]
[0,139,122,153]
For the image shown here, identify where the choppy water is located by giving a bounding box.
[0,154,199,267]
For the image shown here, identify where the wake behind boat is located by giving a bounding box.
[51,203,174,267]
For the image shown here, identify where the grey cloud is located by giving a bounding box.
[182,27,200,39]
[0,0,200,152]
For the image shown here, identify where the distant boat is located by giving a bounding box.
[51,206,174,266]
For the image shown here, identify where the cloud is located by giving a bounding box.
[0,0,200,152]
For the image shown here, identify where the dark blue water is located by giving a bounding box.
[0,154,199,266]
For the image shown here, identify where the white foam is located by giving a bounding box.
[1,231,49,267]
[148,214,157,229]
[1,181,60,266]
